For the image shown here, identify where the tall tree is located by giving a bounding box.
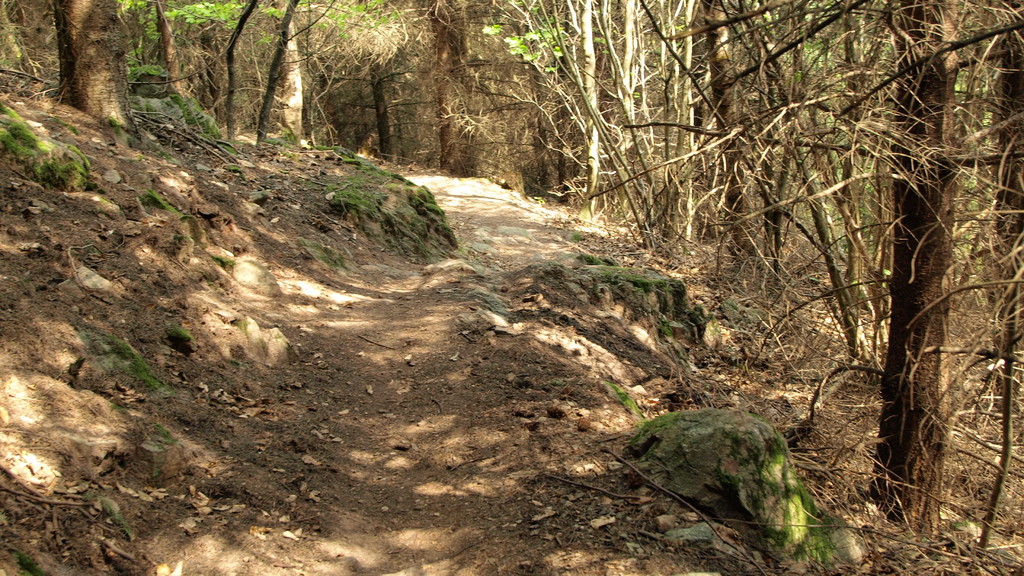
[153,0,183,94]
[257,0,301,143]
[53,0,136,133]
[871,0,958,532]
[701,0,751,255]
[225,0,260,141]
[429,0,473,175]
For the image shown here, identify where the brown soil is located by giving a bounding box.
[1,96,1015,576]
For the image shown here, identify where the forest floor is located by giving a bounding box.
[0,93,1019,576]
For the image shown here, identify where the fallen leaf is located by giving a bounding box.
[531,507,557,522]
[179,517,200,535]
[590,516,617,529]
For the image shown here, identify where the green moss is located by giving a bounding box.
[78,329,173,395]
[139,189,184,215]
[152,423,178,446]
[168,94,221,139]
[298,238,347,270]
[328,184,384,219]
[211,255,235,269]
[630,411,685,447]
[166,324,192,343]
[0,104,90,189]
[14,551,46,576]
[577,253,616,266]
[326,174,457,261]
[143,423,180,479]
[590,265,668,293]
[605,381,645,420]
[129,64,167,81]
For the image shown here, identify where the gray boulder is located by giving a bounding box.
[628,409,861,565]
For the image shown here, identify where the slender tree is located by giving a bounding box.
[871,0,959,532]
[225,0,260,140]
[258,0,301,143]
[429,0,473,175]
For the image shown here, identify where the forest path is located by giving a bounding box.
[187,168,687,576]
[407,173,581,270]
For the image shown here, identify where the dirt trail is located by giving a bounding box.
[149,172,700,576]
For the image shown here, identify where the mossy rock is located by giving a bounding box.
[580,264,707,342]
[326,157,457,261]
[130,93,221,139]
[628,409,861,565]
[77,329,173,396]
[0,101,90,189]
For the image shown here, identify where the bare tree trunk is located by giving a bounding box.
[582,0,600,200]
[701,0,751,255]
[198,29,224,119]
[871,0,958,533]
[281,29,304,143]
[371,68,392,159]
[429,0,473,175]
[54,0,135,135]
[225,0,259,141]
[257,0,301,144]
[153,0,182,95]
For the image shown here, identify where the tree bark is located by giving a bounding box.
[871,0,958,533]
[701,0,751,255]
[225,0,260,141]
[53,0,136,134]
[257,0,301,144]
[371,69,392,159]
[582,0,600,200]
[429,0,473,175]
[280,28,305,143]
[153,0,182,95]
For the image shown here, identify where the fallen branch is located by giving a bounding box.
[357,334,397,350]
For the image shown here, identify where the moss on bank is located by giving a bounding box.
[0,102,90,189]
[326,150,457,261]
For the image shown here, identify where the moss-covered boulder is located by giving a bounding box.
[77,329,174,396]
[326,152,457,261]
[580,265,706,340]
[129,93,221,139]
[628,409,861,565]
[0,101,90,189]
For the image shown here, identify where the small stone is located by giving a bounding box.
[654,514,678,532]
[75,266,113,292]
[665,522,720,547]
[103,169,122,184]
[232,259,282,296]
[249,190,272,205]
[546,405,567,419]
